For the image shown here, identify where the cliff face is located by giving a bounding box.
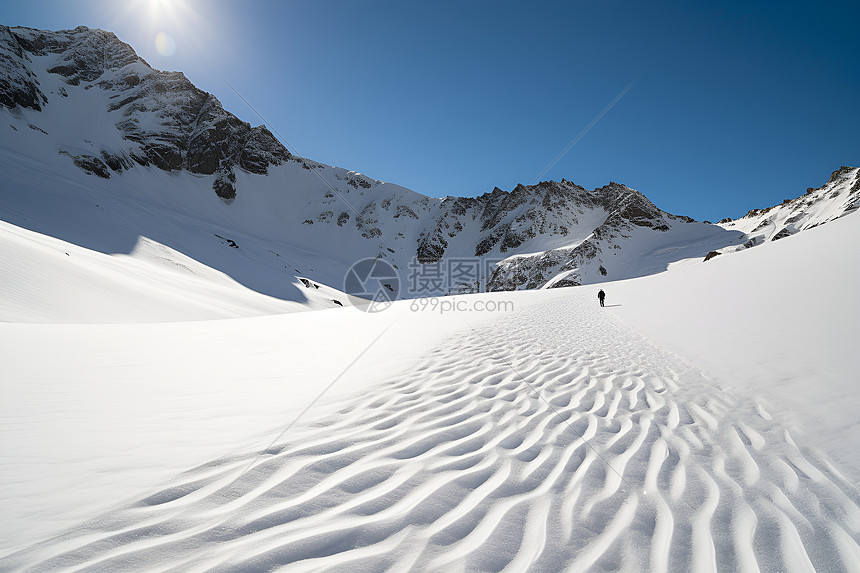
[1,25,290,201]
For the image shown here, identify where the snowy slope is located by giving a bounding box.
[716,165,860,249]
[1,209,858,570]
[612,207,860,480]
[0,219,291,322]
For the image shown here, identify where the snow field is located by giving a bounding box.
[0,292,510,559]
[3,287,859,571]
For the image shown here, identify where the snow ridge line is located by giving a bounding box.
[463,316,641,497]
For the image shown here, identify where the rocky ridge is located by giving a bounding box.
[716,166,860,251]
[301,175,737,293]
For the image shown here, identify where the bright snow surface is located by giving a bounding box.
[1,209,859,570]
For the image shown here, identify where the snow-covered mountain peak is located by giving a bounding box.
[1,25,291,201]
[14,25,141,85]
[478,179,735,291]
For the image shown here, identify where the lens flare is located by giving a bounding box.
[154,31,177,56]
[155,32,176,56]
[108,0,216,62]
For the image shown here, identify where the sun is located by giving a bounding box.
[122,0,199,57]
[142,0,179,21]
[104,0,216,62]
[141,0,184,56]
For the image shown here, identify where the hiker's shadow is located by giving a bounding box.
[603,304,623,308]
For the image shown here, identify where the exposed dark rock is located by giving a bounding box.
[214,234,238,248]
[58,150,111,178]
[100,150,133,172]
[394,205,419,219]
[597,182,665,229]
[743,236,764,249]
[829,165,856,184]
[449,197,476,216]
[752,217,774,232]
[417,227,448,263]
[548,278,580,288]
[771,227,794,241]
[500,227,527,252]
[213,172,236,202]
[1,26,48,110]
[475,227,504,257]
[355,203,380,235]
[239,126,291,173]
[346,175,372,189]
[704,251,722,262]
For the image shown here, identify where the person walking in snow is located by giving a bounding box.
[598,289,606,307]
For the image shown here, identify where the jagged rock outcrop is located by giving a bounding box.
[0,26,46,110]
[1,25,291,201]
[434,180,699,291]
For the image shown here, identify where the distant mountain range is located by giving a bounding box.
[2,25,858,305]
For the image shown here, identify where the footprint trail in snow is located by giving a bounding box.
[6,295,860,572]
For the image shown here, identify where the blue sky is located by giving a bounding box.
[2,0,858,221]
